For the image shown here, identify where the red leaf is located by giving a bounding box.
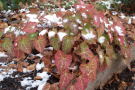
[79,42,94,60]
[67,84,77,90]
[100,62,107,72]
[113,21,126,36]
[33,35,46,53]
[79,56,98,82]
[74,74,89,90]
[106,45,116,59]
[14,46,24,59]
[59,70,73,90]
[22,22,38,33]
[15,35,31,54]
[93,15,100,28]
[55,50,72,72]
[108,26,113,43]
[120,44,131,59]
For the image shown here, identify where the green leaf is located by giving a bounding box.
[62,35,74,54]
[15,35,31,54]
[28,32,38,40]
[2,38,13,54]
[50,36,60,51]
[33,35,46,53]
[0,32,3,39]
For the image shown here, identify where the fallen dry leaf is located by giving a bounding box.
[50,83,59,90]
[34,76,42,80]
[26,63,36,71]
[132,18,135,24]
[42,57,51,68]
[17,63,23,72]
[0,22,8,29]
[42,83,51,90]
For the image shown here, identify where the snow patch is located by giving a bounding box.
[82,29,95,40]
[48,31,56,38]
[57,32,67,41]
[0,52,8,57]
[21,72,50,90]
[44,14,62,25]
[115,26,124,36]
[36,62,45,71]
[82,13,87,18]
[39,29,47,36]
[26,14,39,22]
[98,36,105,43]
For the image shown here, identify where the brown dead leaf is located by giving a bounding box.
[0,22,8,29]
[26,63,36,71]
[42,57,51,68]
[114,74,120,82]
[118,81,127,90]
[42,83,51,90]
[8,63,16,68]
[17,63,23,72]
[43,68,52,73]
[50,83,59,90]
[132,18,135,24]
[34,76,42,80]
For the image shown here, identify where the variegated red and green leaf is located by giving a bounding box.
[120,44,131,59]
[97,24,105,37]
[79,42,94,60]
[100,61,107,72]
[59,70,73,90]
[2,38,13,54]
[97,46,104,65]
[50,36,60,51]
[62,35,74,54]
[79,56,98,82]
[67,84,77,90]
[55,50,72,72]
[74,74,89,90]
[14,46,24,59]
[106,45,116,59]
[33,35,46,53]
[22,22,38,33]
[113,21,126,37]
[108,26,113,43]
[81,28,97,45]
[16,35,31,54]
[105,55,112,68]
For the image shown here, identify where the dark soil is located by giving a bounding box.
[97,60,135,90]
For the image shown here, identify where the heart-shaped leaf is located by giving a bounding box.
[79,56,98,82]
[67,84,77,90]
[74,74,89,90]
[14,46,24,59]
[59,69,73,90]
[33,35,46,53]
[28,31,38,40]
[79,42,94,60]
[105,56,112,68]
[22,22,38,33]
[113,21,126,37]
[62,35,74,54]
[50,36,60,51]
[2,38,13,54]
[120,44,130,59]
[55,50,72,72]
[106,45,116,59]
[15,35,31,54]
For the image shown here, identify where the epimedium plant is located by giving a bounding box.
[0,0,134,90]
